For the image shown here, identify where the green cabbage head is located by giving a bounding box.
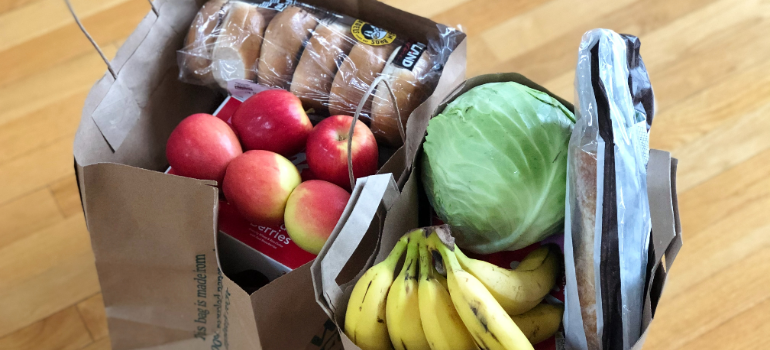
[422,82,575,253]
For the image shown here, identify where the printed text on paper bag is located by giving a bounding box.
[194,254,209,340]
[193,253,232,349]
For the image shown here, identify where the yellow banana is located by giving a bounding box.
[427,230,534,350]
[435,269,449,290]
[386,230,431,350]
[344,234,409,350]
[509,303,564,345]
[418,237,478,350]
[455,244,560,315]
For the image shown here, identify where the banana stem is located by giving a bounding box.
[383,235,410,269]
[426,233,463,273]
[401,232,420,280]
[418,237,432,281]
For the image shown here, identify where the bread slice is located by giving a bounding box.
[574,148,601,350]
[257,6,319,89]
[290,20,354,112]
[370,48,432,147]
[328,42,396,119]
[211,2,268,89]
[180,0,227,85]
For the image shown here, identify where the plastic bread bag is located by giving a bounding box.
[177,0,463,147]
[368,25,463,147]
[177,0,228,86]
[296,20,461,147]
[563,29,655,350]
[178,0,279,87]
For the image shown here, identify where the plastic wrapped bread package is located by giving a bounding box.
[563,29,656,350]
[177,0,463,147]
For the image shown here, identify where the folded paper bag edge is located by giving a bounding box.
[316,174,398,316]
[82,163,225,350]
[312,176,371,317]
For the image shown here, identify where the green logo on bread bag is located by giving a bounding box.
[351,20,397,45]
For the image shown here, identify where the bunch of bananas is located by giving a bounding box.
[344,226,563,350]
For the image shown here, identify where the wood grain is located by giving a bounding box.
[0,215,100,337]
[680,297,770,350]
[0,188,63,248]
[0,137,77,205]
[80,338,112,350]
[76,294,109,341]
[50,174,84,218]
[0,0,769,349]
[0,42,118,127]
[645,247,770,350]
[0,0,130,52]
[0,306,92,350]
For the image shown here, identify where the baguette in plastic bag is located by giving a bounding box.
[564,29,655,350]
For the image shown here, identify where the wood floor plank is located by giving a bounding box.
[0,137,77,205]
[631,0,770,78]
[76,293,108,341]
[465,37,500,77]
[0,0,149,88]
[542,0,770,102]
[481,0,637,63]
[0,88,87,164]
[645,247,770,350]
[489,0,719,85]
[651,57,770,152]
[673,100,770,192]
[430,0,549,36]
[80,337,111,350]
[0,42,118,127]
[0,0,39,15]
[663,184,770,300]
[384,0,471,18]
[0,215,100,337]
[648,18,770,114]
[677,148,770,237]
[50,174,84,218]
[0,0,130,52]
[0,187,63,249]
[0,306,92,350]
[679,296,770,350]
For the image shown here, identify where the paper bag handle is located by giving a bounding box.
[65,0,158,79]
[65,0,117,79]
[318,174,399,314]
[640,150,683,332]
[647,150,683,267]
[347,75,405,190]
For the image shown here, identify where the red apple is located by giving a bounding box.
[222,150,301,226]
[284,180,350,254]
[306,115,378,191]
[166,113,242,183]
[232,90,313,157]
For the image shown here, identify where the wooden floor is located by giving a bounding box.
[0,0,768,349]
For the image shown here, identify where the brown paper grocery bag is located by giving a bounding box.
[83,162,333,350]
[313,74,682,350]
[72,0,466,349]
[83,163,261,350]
